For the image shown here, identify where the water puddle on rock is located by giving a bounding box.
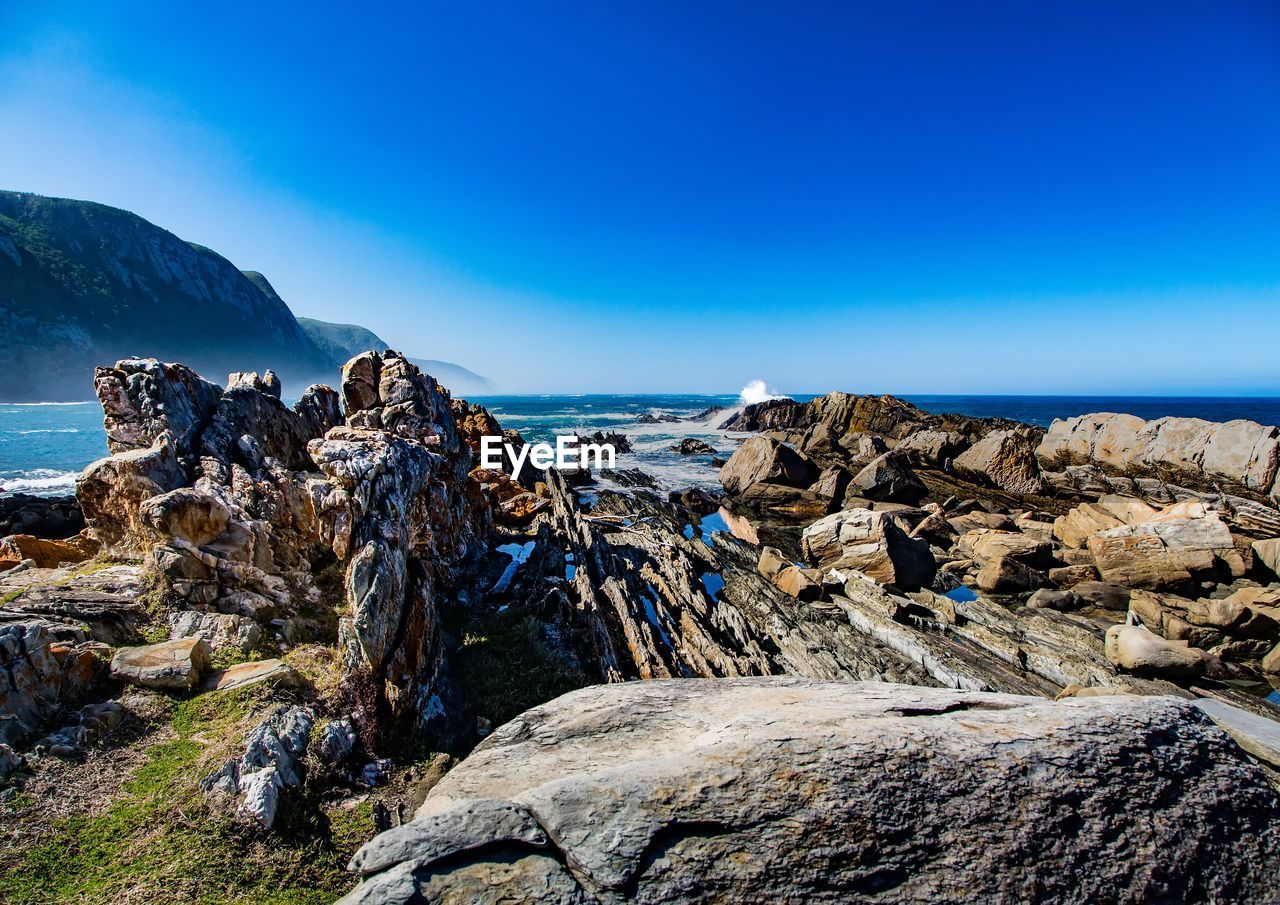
[491,541,537,594]
[564,551,576,581]
[944,585,979,603]
[699,571,725,600]
[683,510,730,547]
[641,583,675,649]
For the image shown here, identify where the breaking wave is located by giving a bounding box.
[738,380,783,405]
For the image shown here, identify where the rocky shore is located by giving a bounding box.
[2,361,1279,902]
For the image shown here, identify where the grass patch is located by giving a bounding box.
[0,682,372,904]
[454,610,588,727]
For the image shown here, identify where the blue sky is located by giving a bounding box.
[2,1,1278,394]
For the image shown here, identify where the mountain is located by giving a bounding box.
[0,190,488,401]
[296,316,492,394]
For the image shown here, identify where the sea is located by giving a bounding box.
[3,394,1280,498]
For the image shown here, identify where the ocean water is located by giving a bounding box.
[3,394,1279,498]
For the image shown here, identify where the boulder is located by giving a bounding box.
[718,437,817,494]
[894,429,965,466]
[670,438,716,455]
[1087,502,1246,590]
[139,487,232,547]
[1104,622,1219,678]
[205,659,301,693]
[1253,537,1280,579]
[226,370,282,398]
[951,426,1045,496]
[810,465,851,503]
[802,509,935,590]
[110,638,211,689]
[1263,642,1280,675]
[0,533,97,570]
[341,678,1280,905]
[846,451,927,504]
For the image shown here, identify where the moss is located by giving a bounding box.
[0,679,372,904]
[454,610,588,727]
[1,589,24,605]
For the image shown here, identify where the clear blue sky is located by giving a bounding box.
[2,1,1278,394]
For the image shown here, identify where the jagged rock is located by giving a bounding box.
[895,429,965,466]
[797,422,844,459]
[951,426,1045,496]
[205,659,300,692]
[227,370,282,398]
[670,438,716,455]
[1054,496,1160,548]
[1104,622,1220,677]
[718,437,817,494]
[0,620,98,747]
[1037,412,1280,493]
[110,638,210,689]
[0,494,85,540]
[342,678,1280,905]
[203,705,314,829]
[1254,537,1280,578]
[294,384,344,438]
[846,451,926,505]
[168,610,261,654]
[77,434,187,554]
[93,358,223,458]
[0,533,97,570]
[577,431,632,454]
[319,717,357,764]
[802,509,935,589]
[756,547,822,601]
[1087,501,1246,590]
[809,465,850,503]
[199,384,319,472]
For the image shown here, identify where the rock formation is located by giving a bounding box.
[341,678,1280,904]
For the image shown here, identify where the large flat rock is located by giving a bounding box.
[342,678,1280,904]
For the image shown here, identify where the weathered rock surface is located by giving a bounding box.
[205,658,300,693]
[168,610,261,654]
[1038,412,1280,495]
[0,532,97,570]
[343,678,1280,904]
[1087,501,1245,589]
[93,358,223,457]
[718,437,817,494]
[846,451,927,504]
[0,620,98,746]
[802,508,935,589]
[203,705,314,828]
[110,637,211,689]
[951,426,1046,496]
